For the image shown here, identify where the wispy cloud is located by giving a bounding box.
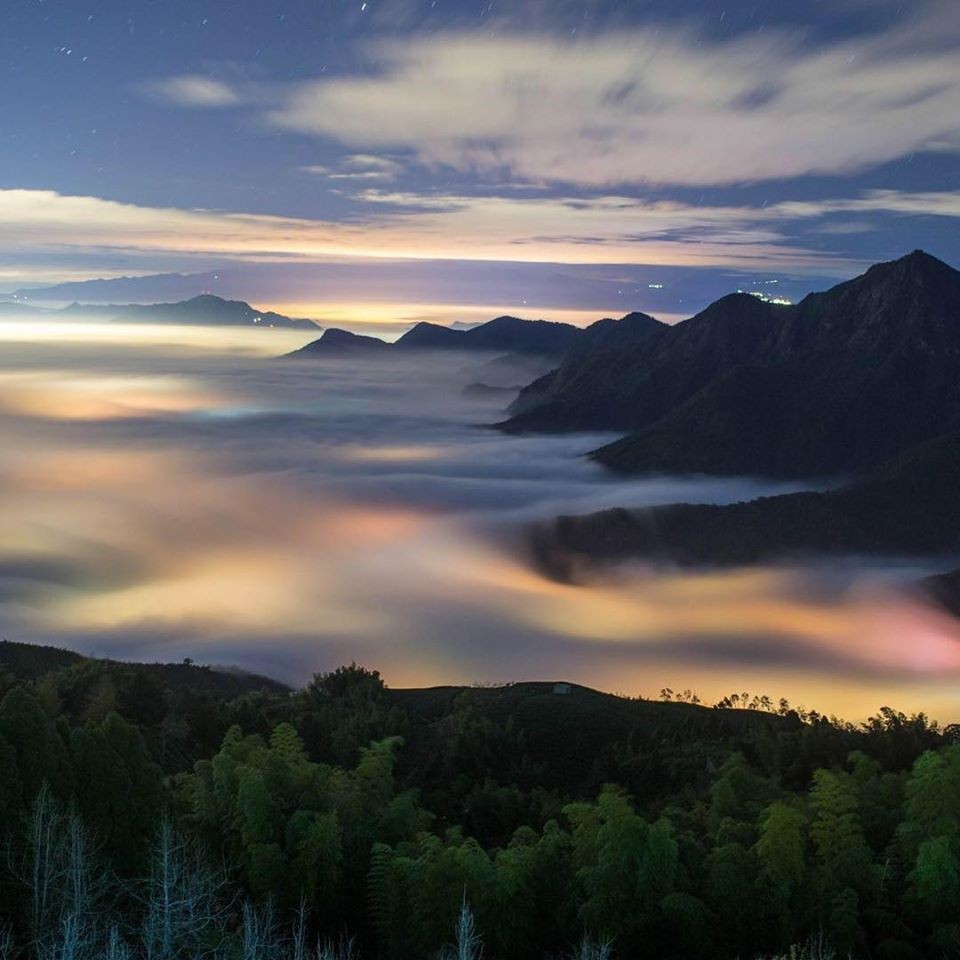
[147,74,241,107]
[5,182,960,289]
[0,186,836,276]
[268,11,960,187]
[301,154,403,181]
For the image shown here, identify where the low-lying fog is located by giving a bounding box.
[2,321,959,720]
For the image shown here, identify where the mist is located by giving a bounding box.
[1,322,959,720]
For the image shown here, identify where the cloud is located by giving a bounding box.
[2,333,959,715]
[148,74,240,107]
[0,186,851,277]
[268,12,960,187]
[5,182,960,292]
[302,154,403,181]
[773,189,960,220]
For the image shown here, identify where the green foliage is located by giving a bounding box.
[1,651,959,958]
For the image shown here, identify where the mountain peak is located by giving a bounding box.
[394,321,463,348]
[863,249,957,283]
[286,327,389,356]
[483,315,526,327]
[619,311,661,324]
[187,293,228,303]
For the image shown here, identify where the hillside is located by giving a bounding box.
[383,679,792,801]
[502,294,785,433]
[0,638,289,694]
[503,251,960,479]
[506,310,669,426]
[0,648,952,959]
[530,430,960,576]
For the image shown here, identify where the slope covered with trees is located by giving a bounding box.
[1,650,959,958]
[531,430,960,574]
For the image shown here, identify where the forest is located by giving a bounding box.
[0,641,958,960]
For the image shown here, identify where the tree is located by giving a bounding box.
[570,787,677,952]
[754,801,807,946]
[0,687,69,802]
[139,821,229,960]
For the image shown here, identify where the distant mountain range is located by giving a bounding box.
[503,250,960,480]
[287,314,581,358]
[63,294,319,330]
[518,251,960,582]
[2,294,319,330]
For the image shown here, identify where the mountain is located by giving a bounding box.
[0,638,289,695]
[60,294,319,330]
[502,251,960,479]
[394,314,581,355]
[506,310,671,427]
[285,326,391,356]
[530,431,960,578]
[394,321,466,349]
[457,315,580,354]
[12,271,216,303]
[290,313,583,361]
[503,297,780,433]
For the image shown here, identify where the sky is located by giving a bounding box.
[3,0,960,325]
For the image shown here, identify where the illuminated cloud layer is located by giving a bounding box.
[7,186,960,287]
[1,327,958,718]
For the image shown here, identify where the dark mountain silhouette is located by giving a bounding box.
[508,311,669,425]
[289,313,582,360]
[60,294,319,330]
[0,638,289,694]
[285,326,391,356]
[503,251,960,479]
[531,431,960,578]
[395,314,580,354]
[458,315,580,354]
[394,321,467,349]
[502,296,780,433]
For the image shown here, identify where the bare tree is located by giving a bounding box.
[438,898,482,960]
[13,788,109,960]
[241,899,284,960]
[138,820,229,960]
[567,937,613,960]
[101,927,132,960]
[313,938,356,960]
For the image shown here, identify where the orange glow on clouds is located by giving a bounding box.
[0,323,958,721]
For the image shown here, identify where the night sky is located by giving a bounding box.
[3,0,960,324]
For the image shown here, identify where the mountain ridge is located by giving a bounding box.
[59,293,320,330]
[287,313,583,359]
[503,250,960,479]
[531,429,960,578]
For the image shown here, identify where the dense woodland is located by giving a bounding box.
[1,641,959,959]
